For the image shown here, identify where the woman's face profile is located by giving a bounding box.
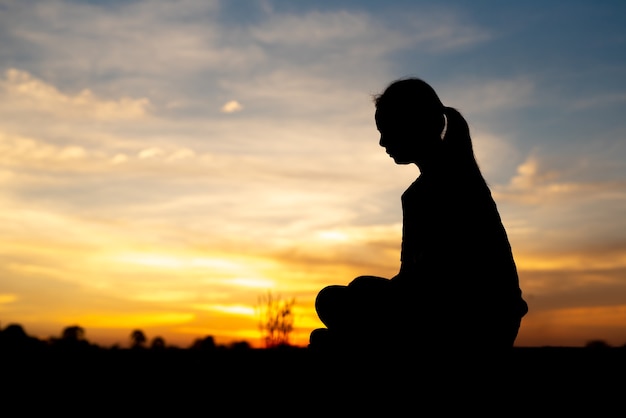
[375,106,421,165]
[375,104,443,167]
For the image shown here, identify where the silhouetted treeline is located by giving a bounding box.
[0,322,262,354]
[2,322,625,415]
[3,322,626,355]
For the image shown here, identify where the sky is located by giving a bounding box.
[0,0,625,348]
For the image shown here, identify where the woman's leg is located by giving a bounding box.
[315,285,352,330]
[348,275,390,288]
[315,276,391,329]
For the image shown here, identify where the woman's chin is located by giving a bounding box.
[392,157,411,165]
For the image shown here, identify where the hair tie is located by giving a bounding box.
[440,111,448,140]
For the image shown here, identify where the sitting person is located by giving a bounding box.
[309,78,529,356]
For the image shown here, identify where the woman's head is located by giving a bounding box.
[374,78,445,124]
[374,78,479,175]
[374,78,446,167]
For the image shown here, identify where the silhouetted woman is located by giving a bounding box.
[310,78,528,355]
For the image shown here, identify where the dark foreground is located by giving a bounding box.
[3,346,625,414]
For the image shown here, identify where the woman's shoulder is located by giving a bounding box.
[401,177,426,202]
[401,173,452,199]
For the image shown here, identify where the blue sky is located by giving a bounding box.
[0,0,625,347]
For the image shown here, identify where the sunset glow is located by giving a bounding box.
[1,0,625,349]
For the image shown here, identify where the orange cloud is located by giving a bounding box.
[517,305,626,347]
[220,100,243,113]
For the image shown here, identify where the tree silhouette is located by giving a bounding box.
[2,323,28,340]
[0,323,31,351]
[229,340,252,351]
[130,329,147,349]
[48,325,92,351]
[0,323,50,354]
[150,336,166,350]
[585,339,611,349]
[62,325,85,342]
[191,335,216,351]
[257,291,295,348]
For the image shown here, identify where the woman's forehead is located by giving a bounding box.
[375,106,396,121]
[374,108,389,128]
[375,106,412,125]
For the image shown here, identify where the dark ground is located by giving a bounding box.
[3,346,625,415]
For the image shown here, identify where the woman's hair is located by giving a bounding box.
[375,77,486,184]
[374,78,445,136]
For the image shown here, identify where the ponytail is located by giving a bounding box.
[442,106,486,183]
[442,106,472,154]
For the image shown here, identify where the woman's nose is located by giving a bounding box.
[379,135,385,147]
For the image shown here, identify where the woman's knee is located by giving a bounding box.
[315,285,349,326]
[315,285,346,307]
[349,275,389,290]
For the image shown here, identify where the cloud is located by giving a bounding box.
[517,304,626,347]
[167,148,196,161]
[252,10,372,45]
[0,0,225,78]
[1,0,493,120]
[0,293,18,306]
[489,152,626,262]
[494,153,626,205]
[138,147,165,159]
[0,1,484,131]
[507,155,560,193]
[194,304,256,316]
[439,77,535,115]
[0,69,151,121]
[67,312,196,329]
[400,9,491,51]
[0,132,108,175]
[2,0,623,348]
[111,154,129,164]
[251,8,489,53]
[569,92,626,110]
[220,100,243,113]
[0,131,201,177]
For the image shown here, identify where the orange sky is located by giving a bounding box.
[1,0,626,348]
